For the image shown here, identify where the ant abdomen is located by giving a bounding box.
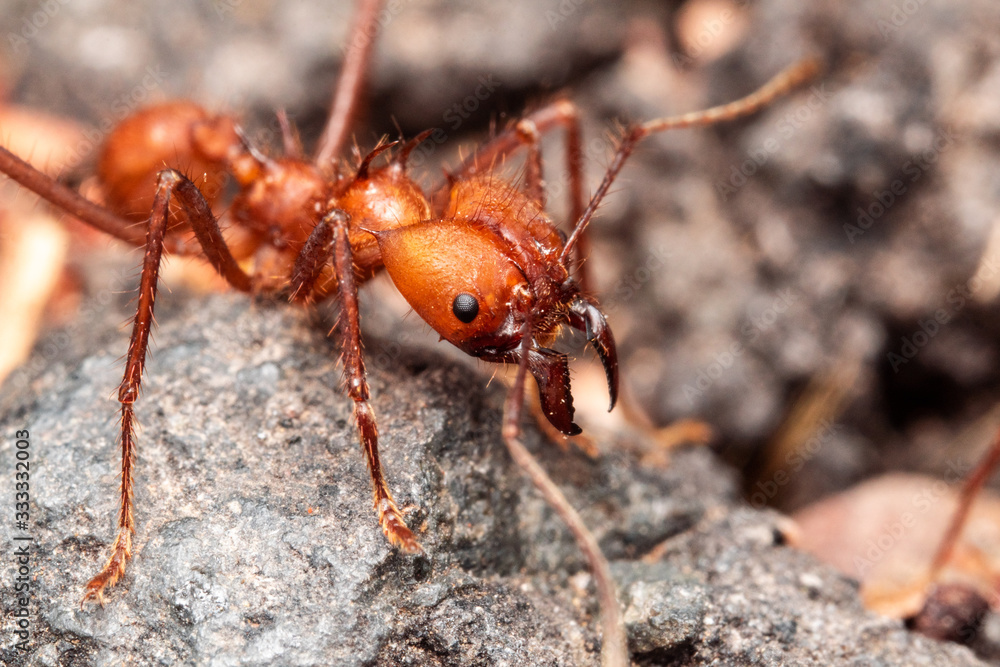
[98,101,240,222]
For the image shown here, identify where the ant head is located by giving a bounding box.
[369,217,617,436]
[369,219,528,352]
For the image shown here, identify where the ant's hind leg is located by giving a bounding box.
[82,170,253,604]
[81,173,171,604]
[314,0,386,167]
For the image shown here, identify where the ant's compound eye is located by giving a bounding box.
[452,293,479,323]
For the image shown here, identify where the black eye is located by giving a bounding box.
[452,293,479,323]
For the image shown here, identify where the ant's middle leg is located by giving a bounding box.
[928,427,1000,582]
[292,209,421,553]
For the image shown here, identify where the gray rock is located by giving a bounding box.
[622,577,707,656]
[0,293,985,665]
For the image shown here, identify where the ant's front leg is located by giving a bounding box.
[83,170,252,604]
[293,210,421,553]
[501,313,627,667]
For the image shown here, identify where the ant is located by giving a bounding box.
[0,0,819,663]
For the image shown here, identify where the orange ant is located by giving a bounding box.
[0,0,819,663]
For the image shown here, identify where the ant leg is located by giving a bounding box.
[163,172,253,292]
[503,315,627,667]
[446,100,594,291]
[83,171,252,604]
[513,119,545,207]
[289,217,334,303]
[451,99,581,182]
[559,107,591,293]
[314,0,386,167]
[450,59,820,279]
[277,109,304,159]
[320,210,420,552]
[81,173,172,603]
[0,145,144,245]
[560,57,820,265]
[929,427,1000,580]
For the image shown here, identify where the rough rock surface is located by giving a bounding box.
[4,0,1000,509]
[0,293,986,665]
